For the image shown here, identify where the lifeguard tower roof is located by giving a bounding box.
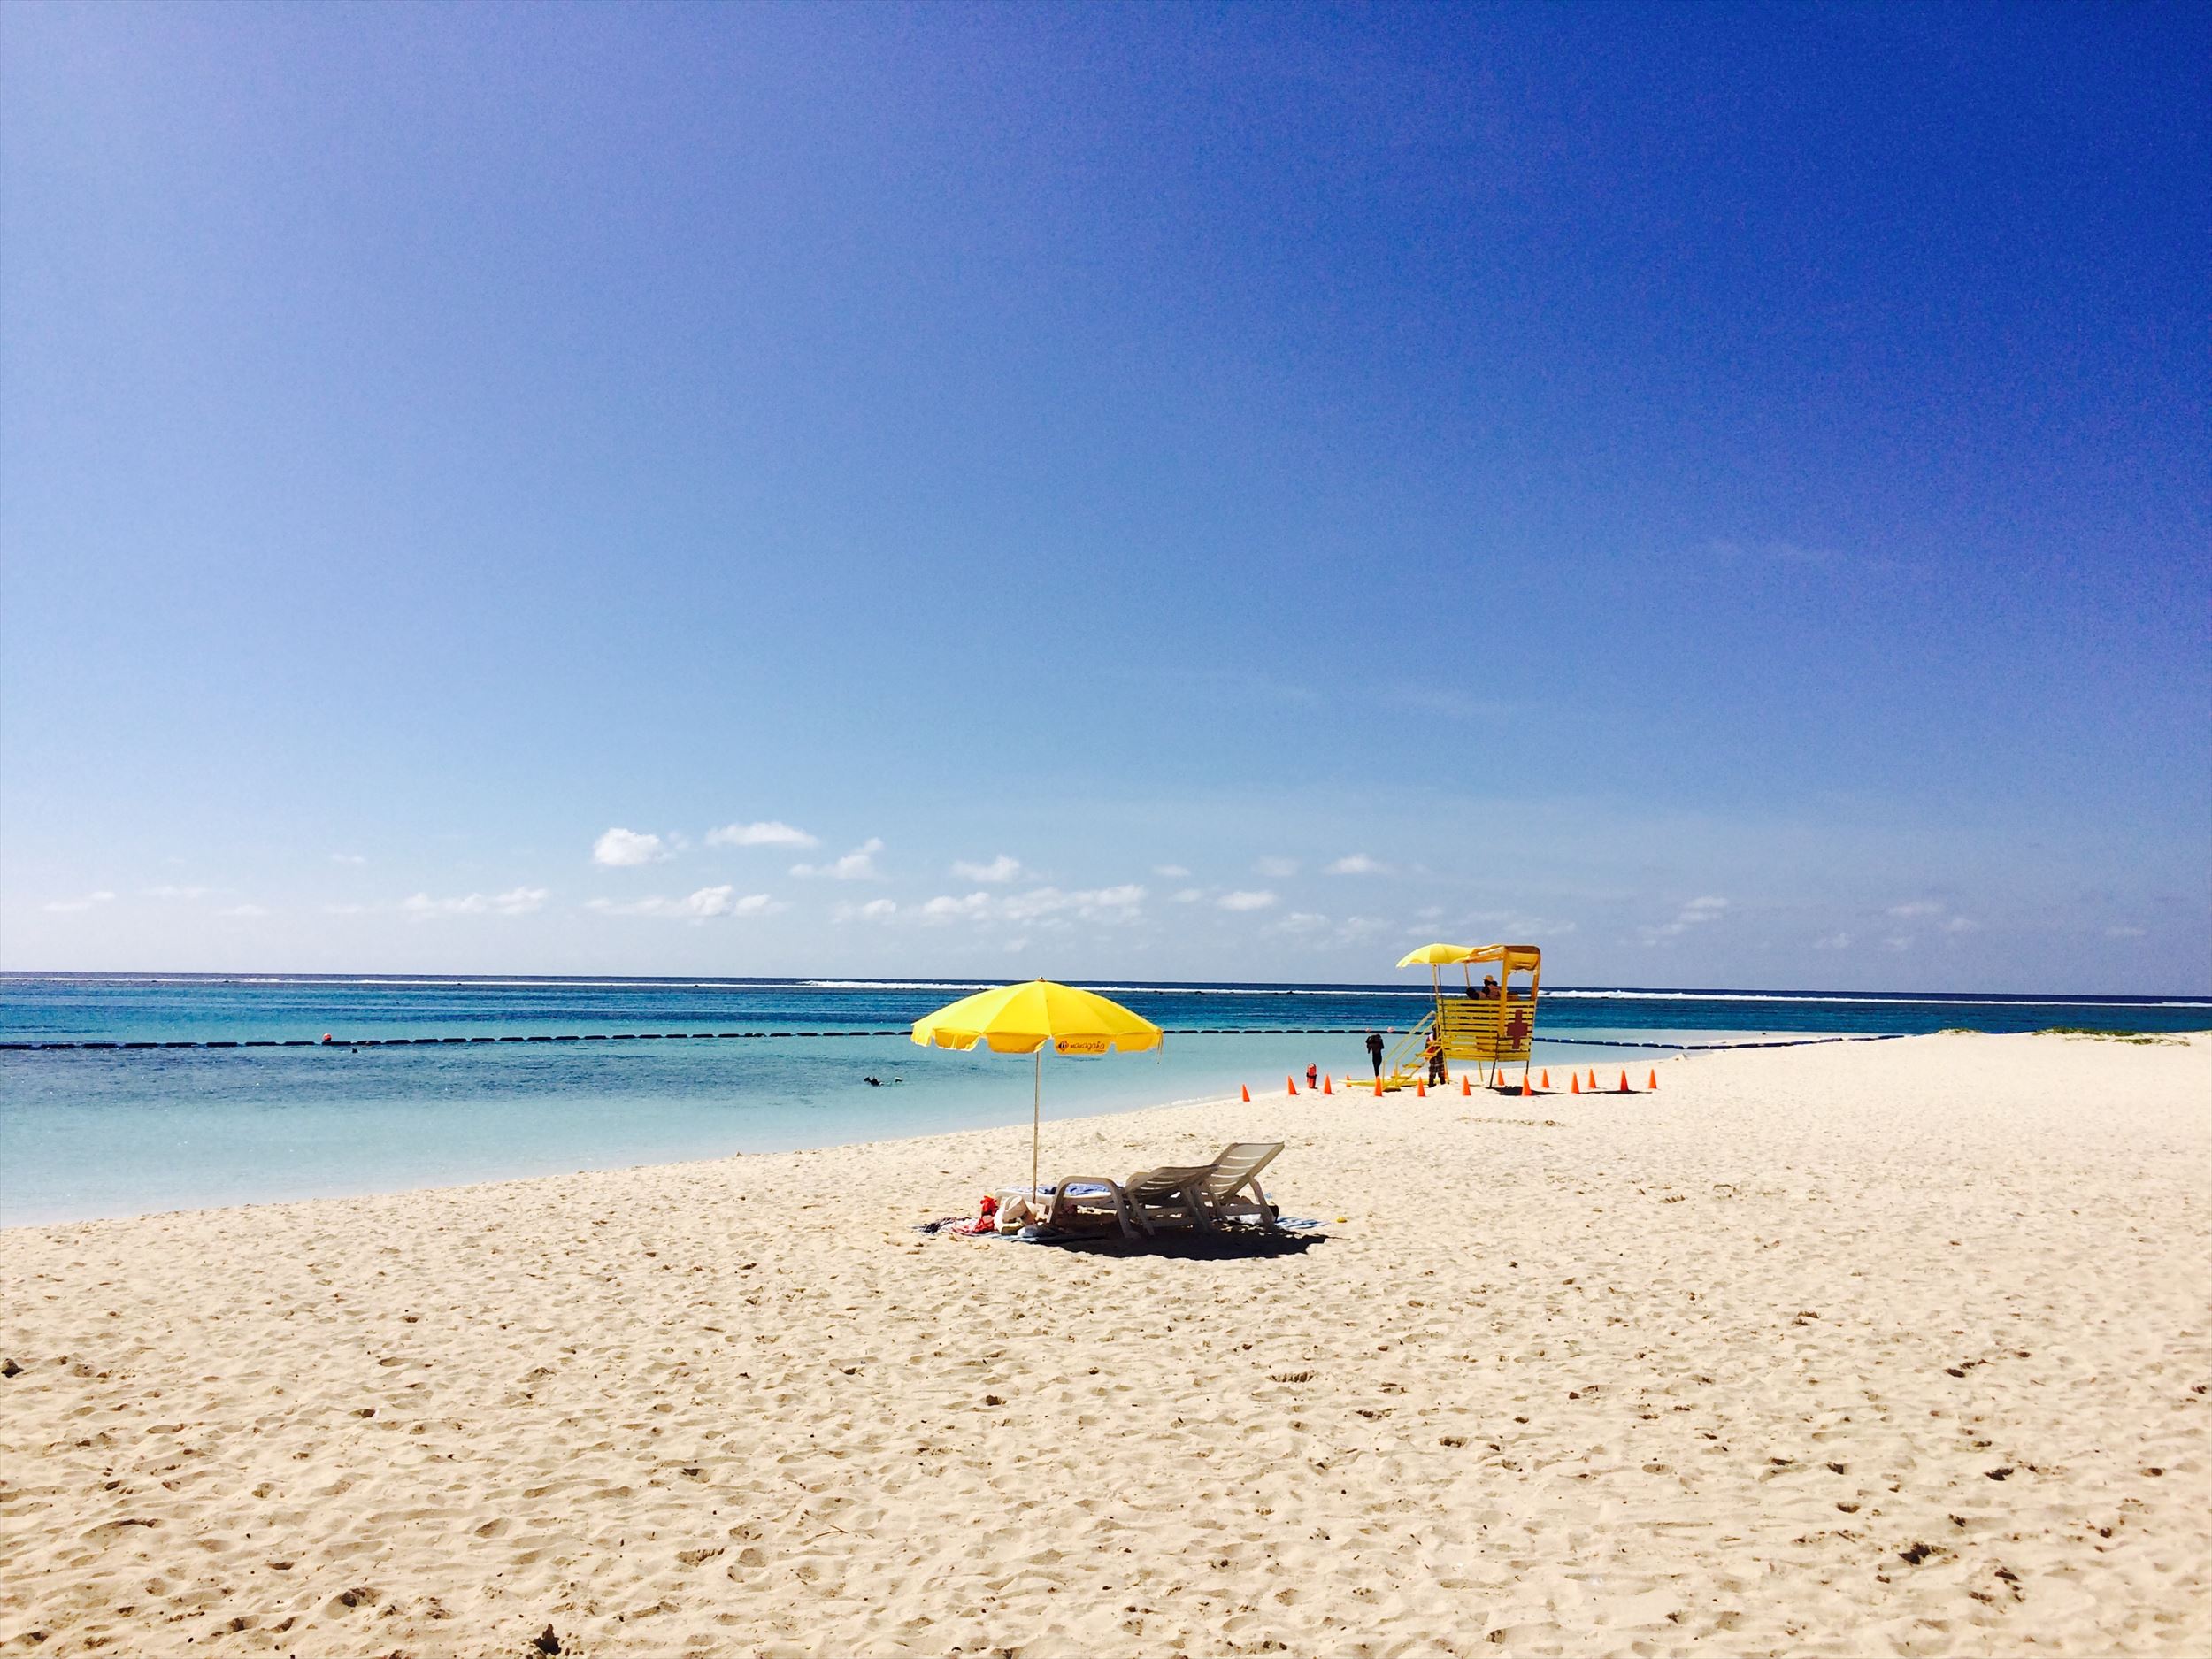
[1394,942,1540,972]
[1467,943,1540,972]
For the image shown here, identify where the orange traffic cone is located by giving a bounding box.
[1240,1084,1250,1102]
[1373,1076,1385,1098]
[1540,1069,1550,1089]
[1617,1070,1630,1093]
[1587,1068,1599,1090]
[1460,1074,1471,1096]
[1647,1069,1658,1090]
[1571,1072,1581,1094]
[1286,1074,1299,1096]
[1520,1077,1532,1096]
[1323,1073,1333,1095]
[1415,1079,1427,1097]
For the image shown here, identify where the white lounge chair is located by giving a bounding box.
[1125,1163,1221,1233]
[1187,1141,1282,1229]
[1030,1179,1133,1237]
[1046,1142,1284,1238]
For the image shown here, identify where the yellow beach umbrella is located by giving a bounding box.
[1398,941,1478,995]
[1395,942,1476,967]
[912,979,1164,1202]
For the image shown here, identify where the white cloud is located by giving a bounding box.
[922,892,994,922]
[1171,887,1206,903]
[2105,924,2147,939]
[42,891,116,913]
[329,852,368,866]
[143,884,209,900]
[1274,910,1329,934]
[1153,864,1191,879]
[833,898,899,923]
[1882,900,1977,936]
[403,887,548,918]
[705,820,818,849]
[1813,932,1854,949]
[1218,889,1278,912]
[1883,934,1914,952]
[1001,885,1146,924]
[588,886,774,920]
[950,854,1024,884]
[1461,907,1575,937]
[217,902,268,918]
[1325,854,1388,876]
[322,902,373,916]
[593,827,669,867]
[792,837,885,879]
[1254,856,1298,879]
[1640,895,1729,942]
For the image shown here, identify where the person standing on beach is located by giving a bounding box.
[1365,1031,1385,1078]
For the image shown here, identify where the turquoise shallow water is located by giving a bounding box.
[4,976,2202,1224]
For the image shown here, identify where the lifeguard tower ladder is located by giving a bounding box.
[1380,942,1542,1090]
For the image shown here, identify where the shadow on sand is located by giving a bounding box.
[1014,1227,1329,1260]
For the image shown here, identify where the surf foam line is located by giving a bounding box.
[1541,1033,1908,1051]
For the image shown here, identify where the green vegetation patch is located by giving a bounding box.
[2035,1026,2185,1044]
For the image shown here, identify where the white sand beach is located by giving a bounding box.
[3,1031,2207,1656]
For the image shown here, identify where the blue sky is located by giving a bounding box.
[3,2,2204,990]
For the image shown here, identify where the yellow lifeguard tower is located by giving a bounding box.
[1379,941,1542,1089]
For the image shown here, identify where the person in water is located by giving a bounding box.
[1365,1031,1385,1077]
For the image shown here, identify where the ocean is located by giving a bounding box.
[4,974,2202,1225]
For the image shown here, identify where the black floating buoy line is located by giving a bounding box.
[0,1025,1417,1053]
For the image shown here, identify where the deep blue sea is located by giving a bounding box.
[4,974,2203,1225]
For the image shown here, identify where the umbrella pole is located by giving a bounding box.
[1033,1048,1041,1202]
